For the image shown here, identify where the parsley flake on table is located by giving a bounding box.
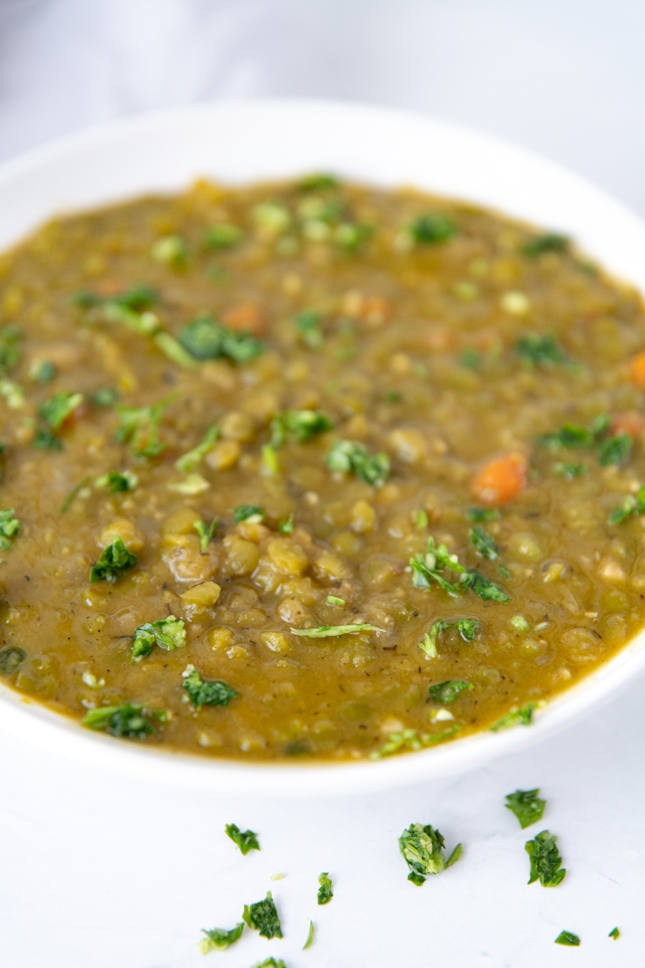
[251,959,287,968]
[505,789,546,829]
[525,830,566,887]
[89,537,137,583]
[427,680,473,704]
[199,922,244,953]
[303,920,315,950]
[242,892,283,939]
[233,504,265,525]
[317,872,333,905]
[470,525,499,560]
[81,703,156,740]
[290,624,384,638]
[225,822,260,855]
[554,931,580,946]
[399,823,462,885]
[608,927,620,940]
[490,702,537,731]
[0,509,20,549]
[182,666,239,709]
[326,439,390,488]
[270,409,333,447]
[131,616,186,661]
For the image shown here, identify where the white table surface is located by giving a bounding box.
[1,2,645,965]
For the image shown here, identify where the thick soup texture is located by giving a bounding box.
[0,175,644,761]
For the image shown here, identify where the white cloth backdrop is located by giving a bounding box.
[0,3,644,966]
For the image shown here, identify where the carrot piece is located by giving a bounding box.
[359,297,390,326]
[611,411,645,440]
[222,303,263,334]
[630,351,645,388]
[472,453,528,506]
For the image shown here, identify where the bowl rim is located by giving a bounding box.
[1,96,645,797]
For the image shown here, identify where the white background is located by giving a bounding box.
[0,2,644,965]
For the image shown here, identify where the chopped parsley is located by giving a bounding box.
[182,666,238,709]
[468,507,499,522]
[251,960,286,968]
[608,485,645,524]
[505,789,546,829]
[199,922,244,953]
[0,645,26,674]
[428,680,473,704]
[60,476,91,513]
[290,624,384,638]
[178,315,263,364]
[233,504,265,525]
[111,284,157,312]
[225,822,260,855]
[29,359,56,383]
[0,509,20,549]
[370,725,460,759]
[537,415,630,466]
[204,224,244,249]
[279,515,294,535]
[598,432,632,466]
[399,823,462,885]
[608,927,620,940]
[0,325,21,374]
[151,234,188,268]
[553,461,587,479]
[89,537,137,583]
[317,872,333,905]
[419,618,479,658]
[470,525,499,560]
[407,213,456,245]
[33,429,63,450]
[410,538,510,602]
[82,703,156,740]
[521,233,568,257]
[554,931,580,947]
[326,595,345,606]
[90,387,119,407]
[298,172,339,191]
[303,920,315,950]
[517,334,567,367]
[460,348,480,369]
[270,409,333,447]
[295,309,324,349]
[195,517,218,552]
[335,221,372,252]
[38,391,83,429]
[490,702,537,731]
[242,892,283,939]
[326,439,390,488]
[175,425,219,473]
[526,830,566,887]
[131,616,186,661]
[94,470,138,493]
[116,397,172,458]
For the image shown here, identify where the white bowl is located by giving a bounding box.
[2,98,645,797]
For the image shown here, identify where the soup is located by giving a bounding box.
[0,175,644,761]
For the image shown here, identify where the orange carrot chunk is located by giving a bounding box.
[630,351,645,388]
[611,411,645,441]
[472,453,528,506]
[222,303,263,334]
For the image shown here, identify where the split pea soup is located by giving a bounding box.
[0,174,644,761]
